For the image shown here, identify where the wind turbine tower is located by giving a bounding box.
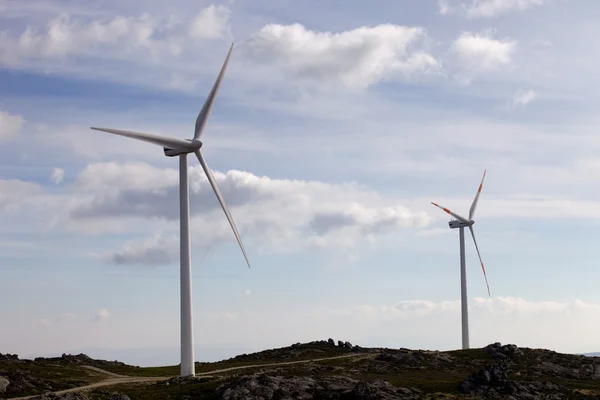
[89,43,250,377]
[431,170,490,350]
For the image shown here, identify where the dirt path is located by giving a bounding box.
[80,365,127,378]
[9,352,374,399]
[194,352,372,376]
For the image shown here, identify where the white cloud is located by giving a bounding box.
[74,162,431,264]
[438,0,453,15]
[451,31,516,72]
[512,89,537,106]
[244,289,251,296]
[107,232,179,266]
[0,5,230,65]
[92,308,111,323]
[465,0,547,18]
[244,23,439,90]
[50,167,65,184]
[188,4,230,39]
[0,110,24,141]
[327,297,600,353]
[0,179,44,212]
[347,297,600,320]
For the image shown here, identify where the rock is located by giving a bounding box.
[327,338,335,346]
[343,379,418,399]
[344,341,353,349]
[108,394,131,400]
[216,373,420,400]
[338,340,345,347]
[0,375,9,392]
[30,393,89,400]
[460,363,572,399]
[484,342,524,360]
[0,353,20,363]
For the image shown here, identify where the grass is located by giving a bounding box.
[0,362,106,398]
[86,378,222,400]
[93,342,356,377]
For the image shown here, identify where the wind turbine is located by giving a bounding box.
[90,43,250,377]
[431,170,490,350]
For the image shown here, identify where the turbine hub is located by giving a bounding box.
[190,139,203,149]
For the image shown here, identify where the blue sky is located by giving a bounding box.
[2,0,600,366]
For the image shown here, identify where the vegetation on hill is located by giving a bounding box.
[1,340,599,399]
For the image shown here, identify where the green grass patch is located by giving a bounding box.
[87,378,222,400]
[95,343,356,377]
[0,362,106,398]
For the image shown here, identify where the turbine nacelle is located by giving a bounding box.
[449,219,474,229]
[163,139,203,157]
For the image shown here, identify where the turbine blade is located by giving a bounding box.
[90,127,192,150]
[194,150,250,268]
[193,43,234,140]
[469,225,491,297]
[468,169,487,220]
[431,202,470,224]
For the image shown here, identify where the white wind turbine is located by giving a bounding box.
[431,170,490,350]
[90,43,250,377]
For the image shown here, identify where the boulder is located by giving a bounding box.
[108,394,131,400]
[0,375,9,392]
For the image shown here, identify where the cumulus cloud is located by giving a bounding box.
[439,0,547,17]
[0,110,24,141]
[465,0,547,18]
[0,5,230,65]
[512,89,537,106]
[0,179,44,212]
[451,31,516,72]
[50,167,65,184]
[244,23,439,90]
[52,162,432,264]
[188,4,230,39]
[107,233,179,266]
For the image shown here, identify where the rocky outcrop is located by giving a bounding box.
[0,368,56,394]
[459,363,571,399]
[33,353,127,368]
[27,391,130,400]
[29,393,90,400]
[107,394,132,400]
[0,375,9,392]
[216,373,423,400]
[484,342,524,359]
[0,353,20,363]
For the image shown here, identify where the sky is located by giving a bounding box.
[2,0,600,366]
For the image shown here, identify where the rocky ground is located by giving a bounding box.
[2,340,600,399]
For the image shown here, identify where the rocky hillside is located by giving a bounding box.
[2,340,600,399]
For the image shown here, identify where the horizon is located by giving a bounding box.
[8,341,600,368]
[2,0,600,366]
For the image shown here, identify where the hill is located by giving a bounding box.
[1,339,600,399]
